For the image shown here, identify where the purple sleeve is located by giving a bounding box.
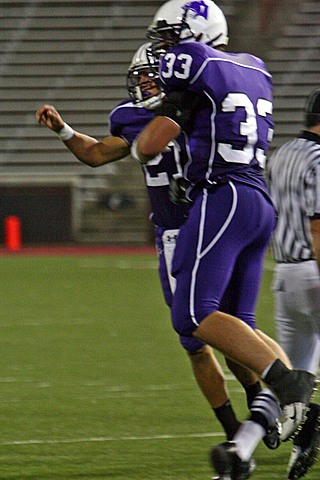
[109,101,154,146]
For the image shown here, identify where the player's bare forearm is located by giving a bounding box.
[64,133,130,167]
[136,116,181,163]
[36,104,130,167]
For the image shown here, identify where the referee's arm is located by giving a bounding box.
[310,217,320,273]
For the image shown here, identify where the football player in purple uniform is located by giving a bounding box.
[132,1,317,477]
[36,43,268,451]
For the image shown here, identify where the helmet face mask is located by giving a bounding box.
[147,16,192,58]
[147,0,228,57]
[127,43,164,110]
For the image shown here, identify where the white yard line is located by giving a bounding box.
[0,431,224,447]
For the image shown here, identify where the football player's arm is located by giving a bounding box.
[36,104,130,167]
[133,116,181,164]
[133,89,201,164]
[310,217,320,273]
[62,134,130,167]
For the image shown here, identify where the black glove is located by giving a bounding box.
[169,177,191,205]
[154,90,202,131]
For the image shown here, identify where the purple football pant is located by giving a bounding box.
[155,226,206,352]
[171,181,277,337]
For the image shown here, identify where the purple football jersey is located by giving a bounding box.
[159,42,274,197]
[110,101,205,352]
[109,100,189,228]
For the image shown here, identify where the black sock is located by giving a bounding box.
[264,359,315,406]
[214,400,241,440]
[243,381,262,409]
[263,359,287,383]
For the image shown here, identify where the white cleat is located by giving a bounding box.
[281,403,307,442]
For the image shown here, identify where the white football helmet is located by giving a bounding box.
[147,0,228,56]
[126,43,164,110]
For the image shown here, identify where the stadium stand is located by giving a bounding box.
[1,0,166,244]
[267,0,320,148]
[0,0,318,244]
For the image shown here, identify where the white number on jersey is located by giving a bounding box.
[161,53,193,80]
[160,53,273,169]
[142,141,184,187]
[218,93,273,168]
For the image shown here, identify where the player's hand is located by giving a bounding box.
[36,105,64,132]
[169,177,191,205]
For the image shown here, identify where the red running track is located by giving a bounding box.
[0,245,156,256]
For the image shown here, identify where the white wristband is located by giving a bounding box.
[131,138,146,164]
[57,123,75,141]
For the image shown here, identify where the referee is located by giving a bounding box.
[267,88,320,480]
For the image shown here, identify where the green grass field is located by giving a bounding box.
[0,252,318,479]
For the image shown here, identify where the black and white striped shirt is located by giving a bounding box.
[266,131,320,263]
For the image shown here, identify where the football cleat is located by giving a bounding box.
[263,419,282,450]
[211,457,256,480]
[264,361,317,441]
[287,403,320,479]
[210,441,255,480]
[281,403,308,442]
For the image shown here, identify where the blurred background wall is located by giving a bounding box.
[0,0,319,246]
